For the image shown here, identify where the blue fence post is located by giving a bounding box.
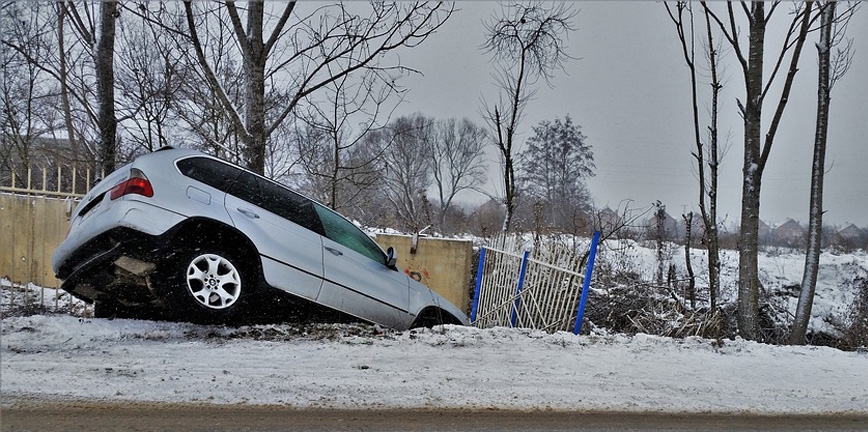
[470,247,486,324]
[573,231,601,335]
[510,249,531,327]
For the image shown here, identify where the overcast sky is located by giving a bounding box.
[393,2,868,227]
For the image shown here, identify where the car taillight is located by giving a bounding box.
[110,168,154,200]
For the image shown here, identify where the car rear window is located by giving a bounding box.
[177,157,243,193]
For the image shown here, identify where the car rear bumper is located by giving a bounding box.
[55,227,165,303]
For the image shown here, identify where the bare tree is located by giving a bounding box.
[378,114,435,232]
[665,1,726,311]
[167,4,247,164]
[114,11,184,154]
[430,118,488,233]
[0,2,55,170]
[791,1,857,345]
[703,1,818,340]
[2,3,100,169]
[160,1,452,175]
[481,1,577,232]
[293,71,395,214]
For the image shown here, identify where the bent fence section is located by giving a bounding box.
[471,232,600,334]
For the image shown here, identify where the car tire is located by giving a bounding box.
[93,299,122,319]
[156,246,255,324]
[410,308,459,329]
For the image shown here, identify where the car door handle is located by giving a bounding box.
[324,246,343,256]
[237,207,260,219]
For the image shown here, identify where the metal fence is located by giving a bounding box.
[471,232,600,334]
[1,165,91,314]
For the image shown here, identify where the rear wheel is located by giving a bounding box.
[93,299,122,319]
[156,246,256,324]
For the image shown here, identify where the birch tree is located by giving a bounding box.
[481,1,577,232]
[791,1,857,345]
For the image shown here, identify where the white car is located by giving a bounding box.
[52,147,467,329]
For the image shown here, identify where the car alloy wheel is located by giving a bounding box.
[185,253,242,310]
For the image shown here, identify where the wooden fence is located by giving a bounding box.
[471,233,600,333]
[1,166,93,311]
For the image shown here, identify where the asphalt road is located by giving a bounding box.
[2,402,867,432]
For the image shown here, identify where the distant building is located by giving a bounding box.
[644,210,679,240]
[837,223,865,240]
[832,223,867,250]
[758,219,772,244]
[595,207,623,231]
[772,219,806,245]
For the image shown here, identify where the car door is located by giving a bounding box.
[312,203,412,328]
[224,172,324,301]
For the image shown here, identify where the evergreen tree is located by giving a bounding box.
[519,115,595,231]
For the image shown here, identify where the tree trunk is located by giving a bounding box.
[736,2,766,341]
[704,6,722,312]
[683,213,696,310]
[56,3,79,166]
[791,1,835,345]
[655,202,666,286]
[96,1,117,174]
[241,1,267,174]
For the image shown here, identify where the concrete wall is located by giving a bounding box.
[375,234,473,314]
[0,193,71,288]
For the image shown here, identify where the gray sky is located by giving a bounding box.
[393,2,868,227]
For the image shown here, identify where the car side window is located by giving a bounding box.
[176,157,242,193]
[230,172,325,236]
[313,204,386,265]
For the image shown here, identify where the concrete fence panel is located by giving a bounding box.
[375,234,473,314]
[1,193,71,288]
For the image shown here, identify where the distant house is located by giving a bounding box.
[678,213,707,241]
[758,219,772,244]
[772,219,806,245]
[595,207,623,230]
[833,223,866,250]
[837,223,865,240]
[644,210,679,240]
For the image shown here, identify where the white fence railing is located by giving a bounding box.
[471,233,601,333]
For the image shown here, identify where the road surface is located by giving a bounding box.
[2,401,866,432]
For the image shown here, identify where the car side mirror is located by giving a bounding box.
[386,246,398,269]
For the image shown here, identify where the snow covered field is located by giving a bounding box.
[2,314,867,414]
[3,246,867,414]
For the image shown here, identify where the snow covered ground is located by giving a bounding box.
[2,315,867,414]
[3,246,867,414]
